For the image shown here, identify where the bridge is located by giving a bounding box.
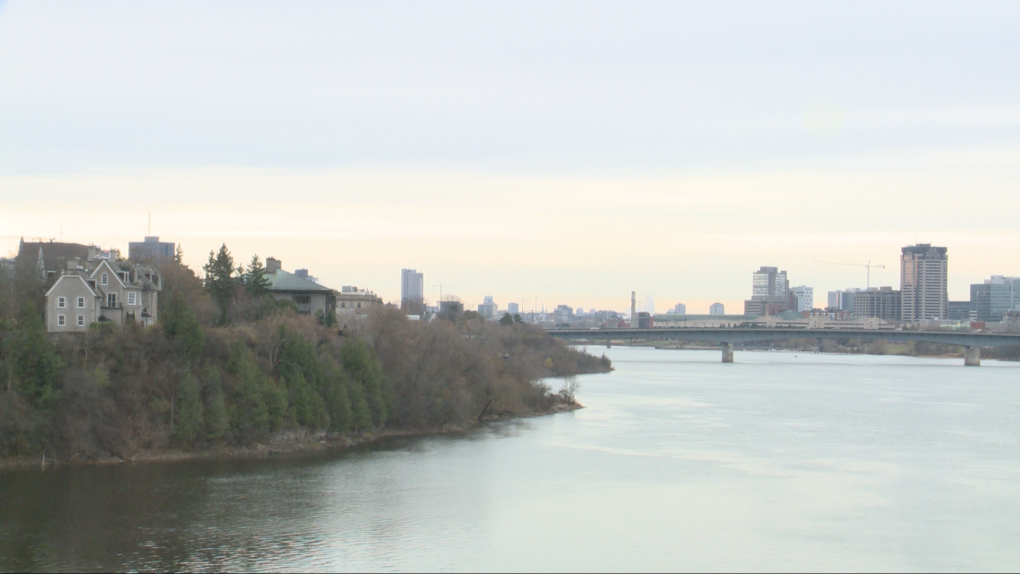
[548,327,1020,366]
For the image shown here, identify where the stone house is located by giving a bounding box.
[45,258,161,333]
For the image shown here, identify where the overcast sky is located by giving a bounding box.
[1,1,1018,312]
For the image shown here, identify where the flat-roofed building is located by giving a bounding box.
[970,275,1020,322]
[900,244,948,322]
[852,287,901,322]
[128,236,175,263]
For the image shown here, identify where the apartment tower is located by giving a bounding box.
[900,244,948,322]
[400,268,424,310]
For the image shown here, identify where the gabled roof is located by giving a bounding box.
[266,269,333,293]
[45,274,99,298]
[89,259,126,288]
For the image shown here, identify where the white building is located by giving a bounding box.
[400,268,424,306]
[709,302,725,315]
[790,286,814,312]
[478,295,498,319]
[507,302,520,315]
[666,303,686,315]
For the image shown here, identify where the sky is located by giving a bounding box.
[1,1,1018,313]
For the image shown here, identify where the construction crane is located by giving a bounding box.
[815,260,886,289]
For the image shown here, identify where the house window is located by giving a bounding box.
[57,297,66,308]
[121,272,130,283]
[293,295,311,305]
[128,292,137,306]
[57,315,65,327]
[101,273,108,286]
[107,293,117,308]
[77,297,85,308]
[77,315,85,327]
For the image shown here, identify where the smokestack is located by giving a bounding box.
[631,291,637,329]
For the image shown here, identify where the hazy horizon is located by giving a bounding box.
[2,1,1018,313]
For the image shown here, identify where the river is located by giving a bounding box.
[2,347,1020,572]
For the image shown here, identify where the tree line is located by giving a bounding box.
[0,243,610,461]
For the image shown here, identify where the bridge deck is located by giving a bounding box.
[548,328,1020,348]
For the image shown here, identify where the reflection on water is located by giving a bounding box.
[3,349,1020,572]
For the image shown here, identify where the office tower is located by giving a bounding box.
[400,268,424,308]
[900,244,948,322]
[128,236,175,262]
[709,302,725,315]
[970,276,1020,322]
[790,286,813,312]
[745,266,792,316]
[851,287,902,321]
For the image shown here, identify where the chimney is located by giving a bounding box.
[631,291,637,329]
[266,257,282,273]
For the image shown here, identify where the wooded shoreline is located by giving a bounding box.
[0,397,585,470]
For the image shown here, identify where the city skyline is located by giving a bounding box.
[2,2,1019,313]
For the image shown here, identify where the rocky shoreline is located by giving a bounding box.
[0,402,584,470]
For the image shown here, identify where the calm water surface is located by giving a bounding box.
[3,348,1020,572]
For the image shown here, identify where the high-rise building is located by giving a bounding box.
[970,276,1020,322]
[128,236,175,263]
[400,268,424,309]
[790,286,813,312]
[709,302,725,315]
[745,266,792,316]
[507,302,520,315]
[827,288,861,312]
[900,244,948,322]
[851,287,901,322]
[667,303,686,315]
[752,267,788,299]
[478,295,498,319]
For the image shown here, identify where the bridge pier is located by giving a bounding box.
[964,347,981,367]
[722,343,734,363]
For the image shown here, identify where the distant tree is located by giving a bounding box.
[243,255,271,298]
[174,372,203,443]
[203,244,238,325]
[513,313,523,323]
[499,313,513,326]
[202,364,228,439]
[162,291,204,361]
[340,337,388,426]
[173,244,184,264]
[15,302,64,408]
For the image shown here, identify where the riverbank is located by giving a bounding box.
[0,398,584,470]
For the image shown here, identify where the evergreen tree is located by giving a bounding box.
[229,341,287,432]
[340,337,388,426]
[243,255,271,298]
[15,302,63,408]
[321,358,352,433]
[202,364,229,439]
[173,245,184,264]
[202,244,238,325]
[174,372,203,443]
[286,371,325,428]
[162,292,204,361]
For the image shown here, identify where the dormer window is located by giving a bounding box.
[101,273,108,286]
